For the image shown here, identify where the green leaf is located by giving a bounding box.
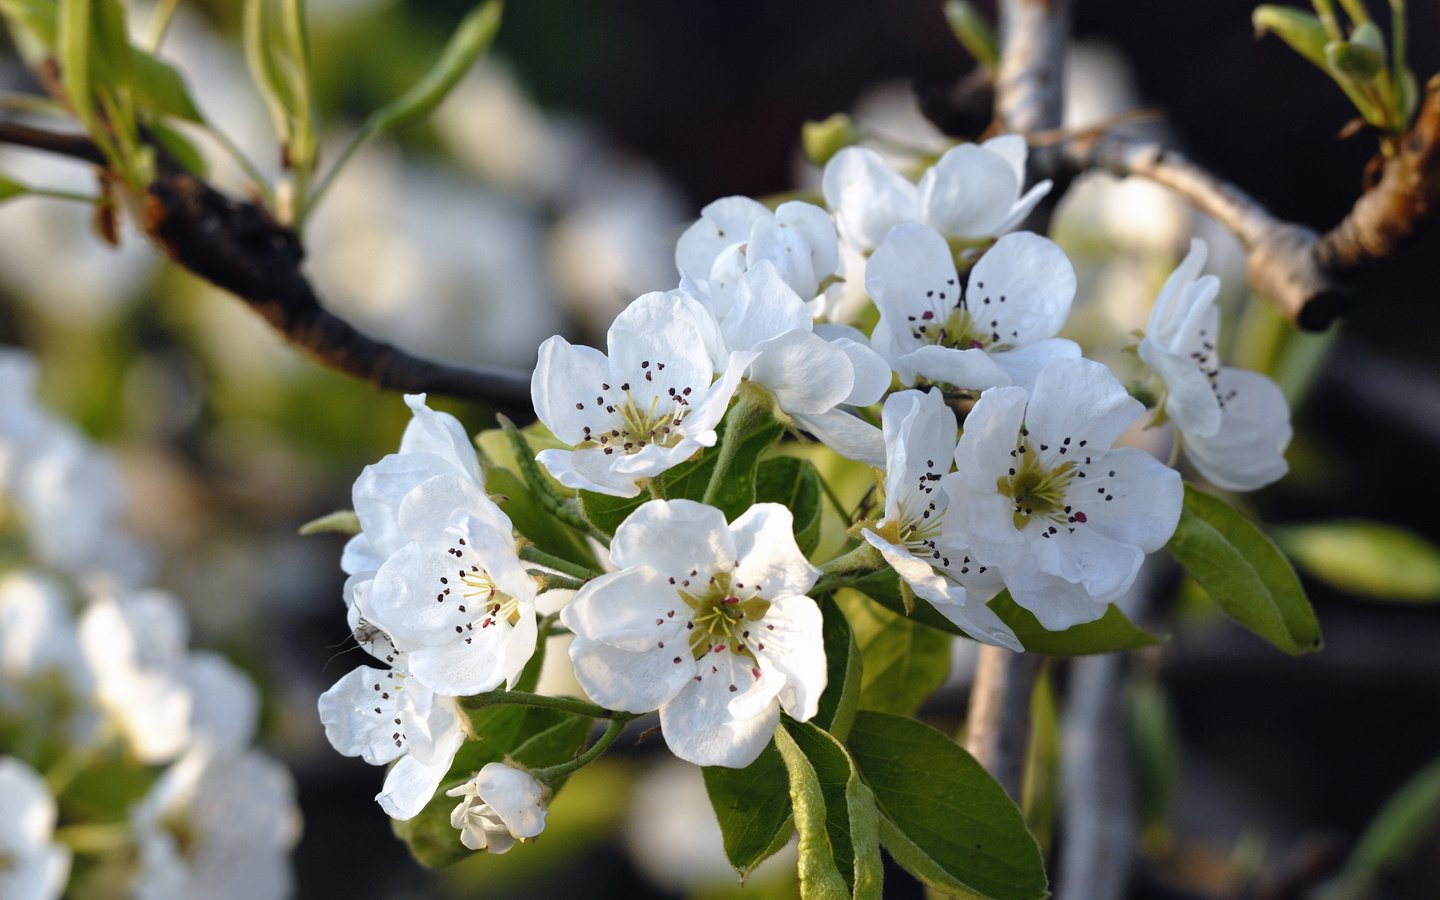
[485,466,597,570]
[1327,38,1385,80]
[701,411,787,521]
[130,49,203,122]
[145,119,208,177]
[297,509,360,536]
[1334,756,1440,895]
[990,592,1163,655]
[837,591,950,716]
[1253,5,1331,68]
[243,0,299,143]
[58,0,96,132]
[1274,519,1440,603]
[847,711,1047,899]
[1168,485,1321,655]
[850,572,1162,656]
[777,721,885,899]
[1021,670,1059,856]
[814,594,862,740]
[369,1,503,134]
[89,0,128,84]
[0,172,28,204]
[755,455,823,556]
[802,113,859,167]
[703,740,793,878]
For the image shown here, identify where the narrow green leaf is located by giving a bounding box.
[837,591,950,716]
[775,724,853,900]
[945,0,999,69]
[297,508,360,536]
[847,711,1048,900]
[0,172,28,204]
[1338,756,1440,891]
[801,113,859,167]
[1168,485,1321,655]
[755,456,823,556]
[130,49,203,122]
[1021,670,1059,856]
[783,719,884,899]
[1253,5,1331,68]
[851,572,1162,655]
[484,466,598,570]
[814,594,863,740]
[243,0,298,142]
[90,0,129,84]
[58,0,95,132]
[369,0,503,134]
[1274,519,1440,603]
[703,740,793,878]
[145,119,208,177]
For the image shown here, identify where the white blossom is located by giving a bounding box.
[861,390,1021,649]
[131,747,300,900]
[562,500,826,767]
[0,570,93,712]
[532,292,753,497]
[866,224,1080,391]
[676,196,840,307]
[822,135,1051,254]
[946,358,1183,629]
[0,757,70,900]
[446,762,550,853]
[362,477,540,696]
[317,664,466,819]
[1138,239,1292,490]
[77,592,193,764]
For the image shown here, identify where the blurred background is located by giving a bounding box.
[4,0,1440,896]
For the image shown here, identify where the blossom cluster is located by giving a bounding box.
[318,135,1294,859]
[0,350,300,900]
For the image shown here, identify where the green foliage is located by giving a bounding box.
[1168,485,1321,655]
[1252,6,1330,67]
[837,592,951,716]
[847,712,1047,899]
[802,113,859,167]
[703,741,794,878]
[755,456,823,557]
[0,172,27,204]
[129,49,203,122]
[297,509,362,536]
[944,0,998,71]
[367,1,504,134]
[1274,519,1440,603]
[776,720,883,899]
[1020,671,1059,856]
[814,595,863,740]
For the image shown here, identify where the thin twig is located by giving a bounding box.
[962,0,1071,799]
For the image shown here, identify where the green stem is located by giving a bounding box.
[519,544,600,581]
[24,187,104,204]
[817,471,852,524]
[647,476,668,500]
[531,717,629,783]
[499,415,611,547]
[526,568,584,591]
[301,122,374,223]
[700,386,774,507]
[812,540,887,595]
[1311,0,1344,39]
[1390,0,1408,120]
[460,689,632,721]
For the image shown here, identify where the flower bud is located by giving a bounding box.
[446,762,550,854]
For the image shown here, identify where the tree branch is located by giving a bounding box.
[963,0,1071,800]
[1,121,534,413]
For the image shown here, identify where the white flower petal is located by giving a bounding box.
[398,394,483,485]
[377,730,464,820]
[476,762,549,839]
[316,666,413,766]
[675,196,769,284]
[532,336,614,444]
[823,147,918,251]
[748,329,855,415]
[610,499,733,576]
[987,339,1082,393]
[791,408,886,467]
[729,504,820,597]
[895,344,1011,390]
[918,143,1020,238]
[1023,358,1144,456]
[1074,447,1183,553]
[659,653,782,768]
[1182,368,1292,491]
[751,594,826,722]
[1002,566,1113,631]
[723,263,814,352]
[966,232,1076,348]
[568,635,694,713]
[866,223,961,358]
[561,568,691,652]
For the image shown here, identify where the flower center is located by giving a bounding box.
[576,391,689,456]
[434,537,524,642]
[677,571,771,661]
[997,440,1078,530]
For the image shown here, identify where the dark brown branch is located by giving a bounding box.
[1317,74,1440,275]
[0,121,106,165]
[141,173,533,412]
[1,120,533,413]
